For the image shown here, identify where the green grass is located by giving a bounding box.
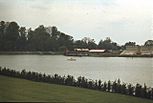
[0,75,152,103]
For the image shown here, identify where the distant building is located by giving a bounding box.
[88,49,107,56]
[74,48,89,52]
[89,49,105,53]
[65,48,107,56]
[120,46,153,56]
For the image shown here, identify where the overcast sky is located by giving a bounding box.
[0,0,153,45]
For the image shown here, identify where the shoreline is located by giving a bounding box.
[0,51,152,57]
[0,51,63,55]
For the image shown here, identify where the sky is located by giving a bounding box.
[0,0,153,45]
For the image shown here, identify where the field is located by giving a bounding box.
[0,75,152,103]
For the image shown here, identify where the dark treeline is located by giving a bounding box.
[0,21,73,51]
[0,21,153,52]
[0,66,153,100]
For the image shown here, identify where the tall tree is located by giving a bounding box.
[58,32,74,51]
[16,27,27,50]
[28,25,51,51]
[0,21,5,50]
[4,21,19,50]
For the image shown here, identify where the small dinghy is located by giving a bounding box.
[67,58,76,61]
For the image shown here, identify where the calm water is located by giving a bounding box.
[0,55,152,87]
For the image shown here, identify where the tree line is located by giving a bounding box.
[0,21,153,52]
[0,66,153,100]
[0,21,73,51]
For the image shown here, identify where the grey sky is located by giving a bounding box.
[0,0,153,45]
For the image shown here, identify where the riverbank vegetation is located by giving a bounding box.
[0,66,153,100]
[1,75,153,102]
[0,21,153,52]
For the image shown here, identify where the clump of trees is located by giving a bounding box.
[0,66,153,100]
[98,37,120,50]
[73,37,121,51]
[0,21,153,52]
[0,21,73,51]
[73,37,97,49]
[0,21,120,52]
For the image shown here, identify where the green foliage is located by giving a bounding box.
[125,42,136,46]
[73,37,97,49]
[16,27,27,50]
[27,25,51,51]
[0,67,153,101]
[3,22,19,50]
[98,37,120,50]
[0,21,74,52]
[144,40,153,46]
[0,20,152,52]
[1,75,153,102]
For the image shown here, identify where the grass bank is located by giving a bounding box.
[0,75,152,103]
[0,51,64,55]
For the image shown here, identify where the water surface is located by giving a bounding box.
[0,55,152,87]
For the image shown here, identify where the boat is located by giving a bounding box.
[67,58,76,61]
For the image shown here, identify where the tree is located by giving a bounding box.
[0,21,5,50]
[51,26,58,37]
[142,84,147,98]
[0,21,5,36]
[58,32,74,51]
[88,40,97,49]
[4,21,20,50]
[107,80,111,92]
[5,22,19,41]
[121,41,136,50]
[65,75,75,86]
[144,40,153,46]
[73,37,97,49]
[116,79,121,93]
[98,37,120,50]
[127,84,134,96]
[16,27,27,50]
[73,40,87,48]
[135,83,142,97]
[27,25,51,51]
[124,42,136,46]
[98,80,102,90]
[121,83,127,94]
[112,80,117,93]
[103,81,107,91]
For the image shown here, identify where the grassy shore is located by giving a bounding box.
[0,51,64,55]
[0,75,152,103]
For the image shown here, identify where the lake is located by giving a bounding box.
[0,55,152,87]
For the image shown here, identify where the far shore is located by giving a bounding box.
[0,51,63,55]
[0,51,152,57]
